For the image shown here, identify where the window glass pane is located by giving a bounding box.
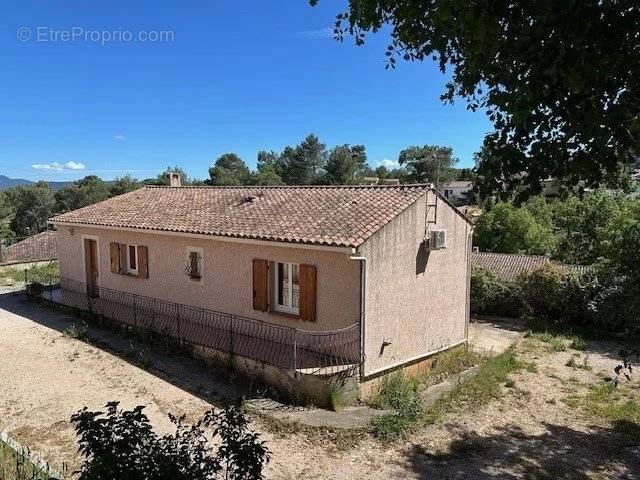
[291,264,299,308]
[129,245,137,269]
[277,262,285,305]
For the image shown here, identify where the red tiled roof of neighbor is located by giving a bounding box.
[472,251,590,280]
[2,230,57,265]
[50,185,433,248]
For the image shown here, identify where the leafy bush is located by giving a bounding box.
[371,373,423,441]
[470,266,524,318]
[70,401,269,480]
[516,263,594,332]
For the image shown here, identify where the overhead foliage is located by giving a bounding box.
[312,0,640,199]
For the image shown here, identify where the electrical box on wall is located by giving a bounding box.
[429,230,446,250]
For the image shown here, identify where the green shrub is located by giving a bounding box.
[516,263,593,331]
[470,266,524,318]
[371,373,424,441]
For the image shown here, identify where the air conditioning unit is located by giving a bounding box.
[429,230,446,250]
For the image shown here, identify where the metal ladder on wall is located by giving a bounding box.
[423,190,439,241]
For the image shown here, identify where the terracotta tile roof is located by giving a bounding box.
[50,185,432,248]
[472,251,590,280]
[2,230,57,265]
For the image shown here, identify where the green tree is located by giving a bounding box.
[6,182,55,236]
[398,145,457,185]
[252,163,285,186]
[55,175,110,212]
[553,192,633,265]
[315,1,640,198]
[110,175,141,196]
[208,153,251,186]
[473,201,556,255]
[324,144,367,184]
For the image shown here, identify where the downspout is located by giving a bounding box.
[349,251,367,379]
[465,223,473,341]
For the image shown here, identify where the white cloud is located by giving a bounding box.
[32,161,86,172]
[377,158,400,169]
[299,27,333,39]
[114,134,127,141]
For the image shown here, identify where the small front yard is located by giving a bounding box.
[0,291,638,479]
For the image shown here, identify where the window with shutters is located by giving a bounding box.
[126,244,138,275]
[274,262,299,315]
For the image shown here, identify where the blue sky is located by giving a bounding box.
[1,0,491,182]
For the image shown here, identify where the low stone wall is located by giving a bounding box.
[358,342,468,401]
[192,345,359,408]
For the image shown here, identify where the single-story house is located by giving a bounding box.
[1,230,57,268]
[48,178,473,404]
[471,251,590,280]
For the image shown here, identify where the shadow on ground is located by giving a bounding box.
[0,291,307,413]
[404,421,640,479]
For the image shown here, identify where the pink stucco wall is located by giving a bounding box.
[55,226,360,332]
[357,191,471,376]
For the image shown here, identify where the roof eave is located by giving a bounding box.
[49,220,357,255]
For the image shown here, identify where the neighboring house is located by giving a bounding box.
[48,181,473,404]
[439,180,473,204]
[472,251,590,281]
[0,230,57,267]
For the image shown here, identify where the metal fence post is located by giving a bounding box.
[176,304,181,341]
[230,315,234,355]
[293,329,298,377]
[133,294,137,327]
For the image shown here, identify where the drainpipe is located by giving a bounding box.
[349,251,367,379]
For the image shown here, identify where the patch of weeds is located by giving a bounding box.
[328,386,342,413]
[422,345,482,386]
[525,331,567,351]
[563,382,640,439]
[423,347,525,425]
[63,320,89,340]
[0,440,57,480]
[562,396,580,408]
[370,373,424,441]
[565,354,592,371]
[570,337,588,351]
[253,411,364,451]
[370,373,420,410]
[578,355,592,371]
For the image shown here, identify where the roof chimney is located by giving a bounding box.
[166,172,181,187]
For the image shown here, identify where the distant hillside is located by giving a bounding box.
[0,175,71,191]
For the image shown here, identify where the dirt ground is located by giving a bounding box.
[0,291,639,479]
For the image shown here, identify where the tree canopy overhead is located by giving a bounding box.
[312,0,640,198]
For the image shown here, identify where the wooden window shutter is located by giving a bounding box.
[137,245,149,278]
[109,242,121,274]
[299,264,317,322]
[253,259,268,312]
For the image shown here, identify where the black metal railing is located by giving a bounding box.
[27,277,360,376]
